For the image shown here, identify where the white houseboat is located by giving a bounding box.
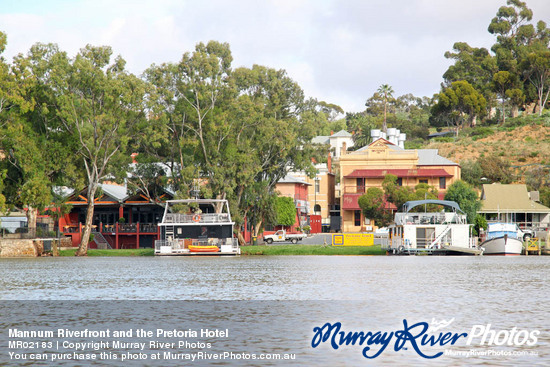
[382,200,481,255]
[154,199,241,256]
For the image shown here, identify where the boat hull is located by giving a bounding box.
[481,236,523,256]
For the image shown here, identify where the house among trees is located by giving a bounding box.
[338,130,461,232]
[478,184,550,229]
[61,183,172,249]
[274,175,311,232]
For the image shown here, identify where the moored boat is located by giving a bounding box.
[154,198,240,256]
[382,200,481,255]
[480,223,523,256]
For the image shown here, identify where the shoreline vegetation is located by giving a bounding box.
[59,245,386,257]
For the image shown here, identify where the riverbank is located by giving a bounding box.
[59,245,385,256]
[60,248,155,256]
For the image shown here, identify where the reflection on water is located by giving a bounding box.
[0,256,548,366]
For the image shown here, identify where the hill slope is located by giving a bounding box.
[424,124,550,167]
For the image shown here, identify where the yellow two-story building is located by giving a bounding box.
[339,137,461,232]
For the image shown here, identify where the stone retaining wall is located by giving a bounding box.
[0,237,72,257]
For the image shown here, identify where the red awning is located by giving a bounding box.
[342,194,361,210]
[345,168,452,178]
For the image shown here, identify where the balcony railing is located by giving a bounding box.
[343,186,366,194]
[62,223,159,235]
[163,213,231,224]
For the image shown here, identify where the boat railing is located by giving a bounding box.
[395,212,466,225]
[155,237,239,251]
[163,213,231,224]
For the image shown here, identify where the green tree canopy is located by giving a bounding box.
[444,180,481,223]
[358,187,392,227]
[431,80,487,135]
[274,196,296,227]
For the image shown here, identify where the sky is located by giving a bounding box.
[1,0,549,113]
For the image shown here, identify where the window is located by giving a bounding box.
[419,179,428,184]
[439,177,446,189]
[396,177,403,186]
[354,210,361,226]
[356,178,365,193]
[315,179,320,194]
[314,204,321,214]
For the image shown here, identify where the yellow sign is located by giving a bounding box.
[332,233,374,246]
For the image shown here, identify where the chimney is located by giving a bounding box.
[131,153,138,164]
[327,151,332,174]
[341,141,347,156]
[330,130,334,135]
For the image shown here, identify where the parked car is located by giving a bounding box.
[264,230,305,244]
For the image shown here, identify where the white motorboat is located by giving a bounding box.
[480,223,523,256]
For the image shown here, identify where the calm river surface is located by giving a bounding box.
[0,256,548,366]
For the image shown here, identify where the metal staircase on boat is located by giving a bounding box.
[428,224,452,249]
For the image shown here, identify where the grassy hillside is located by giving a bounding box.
[424,118,550,168]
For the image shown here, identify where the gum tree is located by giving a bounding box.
[47,45,147,255]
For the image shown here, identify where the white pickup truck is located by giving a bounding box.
[264,230,305,244]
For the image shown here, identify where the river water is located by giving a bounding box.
[0,256,548,366]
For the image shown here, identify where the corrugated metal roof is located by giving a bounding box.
[479,184,550,213]
[331,130,352,137]
[417,149,457,165]
[312,136,329,144]
[278,174,312,186]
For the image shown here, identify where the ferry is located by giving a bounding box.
[154,199,241,256]
[381,200,482,255]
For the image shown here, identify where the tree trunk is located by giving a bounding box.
[253,221,262,238]
[76,183,98,256]
[75,200,94,256]
[383,102,387,133]
[501,100,506,125]
[26,206,38,238]
[237,231,246,246]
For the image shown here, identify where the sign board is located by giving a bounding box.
[332,233,374,246]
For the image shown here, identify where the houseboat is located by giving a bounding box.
[479,223,523,256]
[381,200,482,255]
[154,199,240,256]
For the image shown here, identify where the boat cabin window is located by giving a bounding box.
[173,225,233,239]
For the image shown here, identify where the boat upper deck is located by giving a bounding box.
[159,199,234,226]
[160,212,232,225]
[394,212,467,226]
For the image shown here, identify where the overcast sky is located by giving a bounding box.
[1,0,549,113]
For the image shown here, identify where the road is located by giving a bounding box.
[264,233,386,246]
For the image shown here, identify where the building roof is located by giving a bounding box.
[428,131,454,139]
[331,130,352,137]
[479,184,550,213]
[312,130,352,145]
[345,168,452,179]
[312,136,329,145]
[417,150,457,166]
[100,183,128,202]
[278,174,311,186]
[353,140,457,166]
